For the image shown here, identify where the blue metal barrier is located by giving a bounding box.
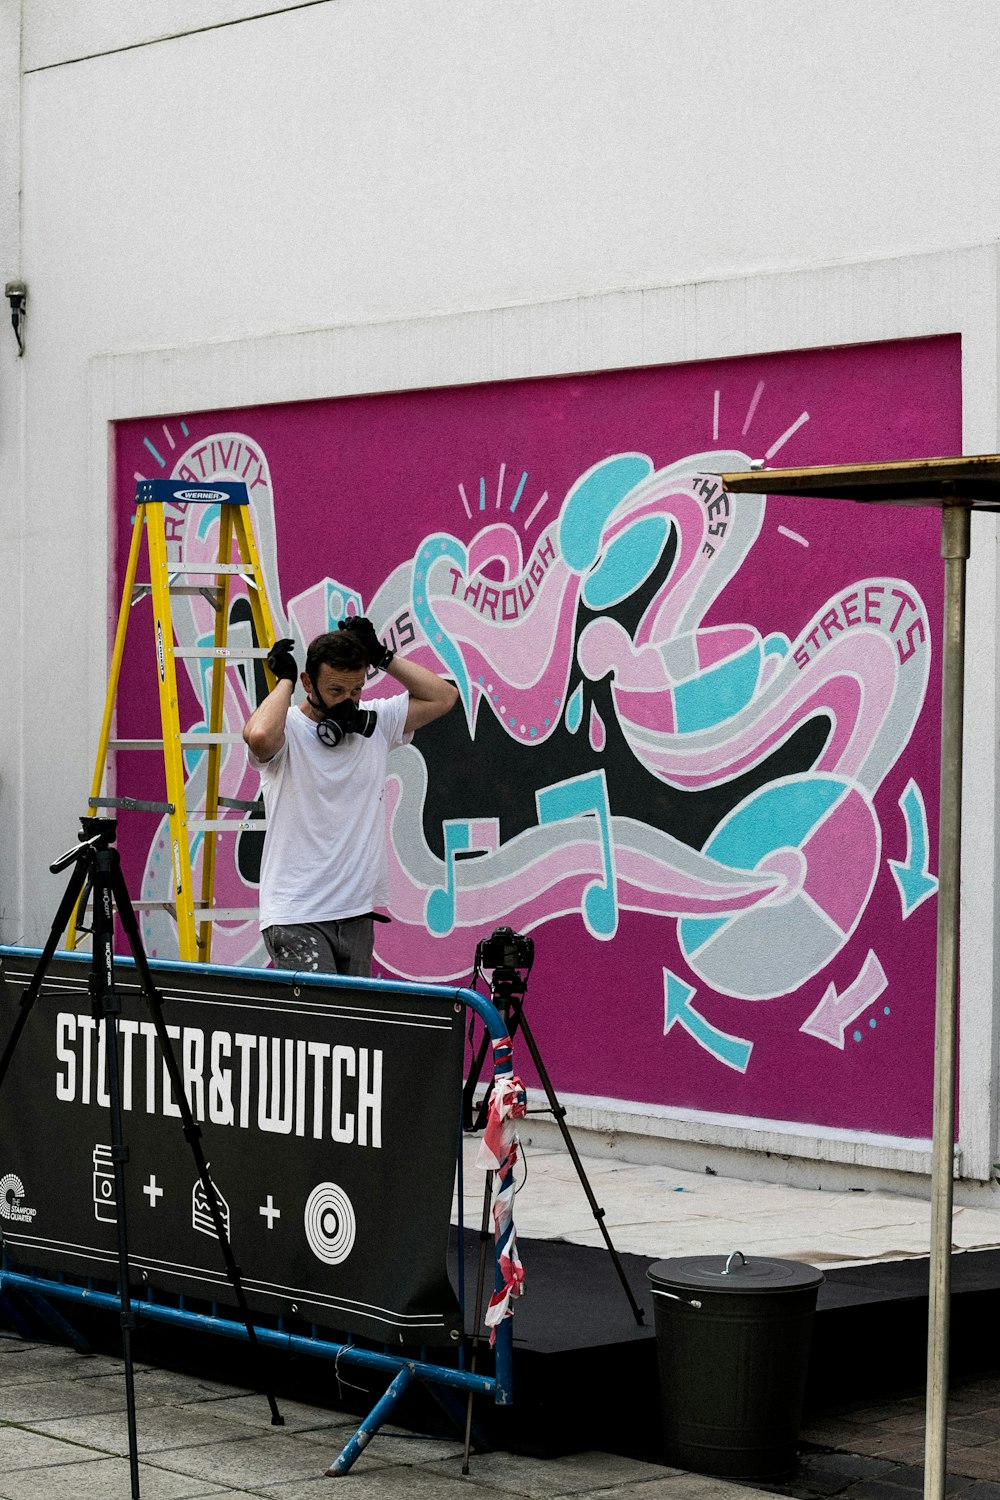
[0,949,518,1475]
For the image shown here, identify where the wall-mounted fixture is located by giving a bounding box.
[5,281,25,355]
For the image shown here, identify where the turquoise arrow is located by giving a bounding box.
[662,970,753,1073]
[888,778,938,917]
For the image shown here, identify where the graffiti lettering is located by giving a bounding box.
[383,611,416,657]
[889,586,926,664]
[176,439,268,492]
[696,479,731,557]
[446,535,556,621]
[706,494,730,537]
[792,582,926,670]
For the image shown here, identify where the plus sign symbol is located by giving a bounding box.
[143,1176,163,1208]
[259,1195,281,1230]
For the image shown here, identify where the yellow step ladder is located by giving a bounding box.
[70,478,280,962]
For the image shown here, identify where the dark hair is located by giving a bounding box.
[304,630,368,685]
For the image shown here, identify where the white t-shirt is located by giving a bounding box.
[247,693,411,929]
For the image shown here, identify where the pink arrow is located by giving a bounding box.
[800,951,887,1049]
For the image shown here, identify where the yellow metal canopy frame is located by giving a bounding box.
[722,453,1000,1500]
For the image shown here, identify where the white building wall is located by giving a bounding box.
[6,0,1000,1188]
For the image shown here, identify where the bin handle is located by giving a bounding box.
[651,1289,702,1309]
[722,1250,747,1275]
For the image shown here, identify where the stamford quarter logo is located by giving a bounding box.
[0,1172,37,1223]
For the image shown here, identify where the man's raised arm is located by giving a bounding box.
[243,638,297,762]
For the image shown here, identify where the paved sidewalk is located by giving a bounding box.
[0,1333,770,1500]
[7,1144,1000,1498]
[787,1377,1000,1500]
[5,1335,1000,1500]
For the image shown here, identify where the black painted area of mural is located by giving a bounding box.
[419,670,829,857]
[419,542,831,858]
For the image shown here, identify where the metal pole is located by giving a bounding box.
[924,499,970,1500]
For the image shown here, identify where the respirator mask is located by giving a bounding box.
[310,695,378,748]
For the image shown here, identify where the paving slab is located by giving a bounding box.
[297,1424,468,1465]
[146,1427,385,1487]
[0,1375,142,1424]
[0,1423,107,1471]
[872,1465,969,1493]
[28,1400,263,1455]
[824,1484,929,1500]
[424,1449,675,1496]
[0,1341,125,1385]
[256,1465,480,1499]
[777,1452,899,1496]
[949,1417,1000,1447]
[824,1431,928,1466]
[943,1448,1000,1484]
[178,1390,354,1434]
[557,1477,763,1500]
[0,1453,223,1500]
[129,1367,255,1405]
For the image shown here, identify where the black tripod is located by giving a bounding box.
[462,930,644,1326]
[0,819,283,1499]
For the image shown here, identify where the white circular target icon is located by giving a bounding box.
[303,1182,356,1265]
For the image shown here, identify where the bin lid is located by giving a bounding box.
[648,1253,824,1294]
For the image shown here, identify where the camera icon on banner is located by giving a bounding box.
[93,1144,116,1223]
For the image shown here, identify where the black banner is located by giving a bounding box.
[0,952,464,1345]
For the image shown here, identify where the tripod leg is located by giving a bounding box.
[91,849,142,1498]
[0,861,89,1092]
[516,1012,644,1325]
[111,862,284,1427]
[462,1025,492,1131]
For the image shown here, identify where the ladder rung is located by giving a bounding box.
[180,733,245,745]
[108,734,245,749]
[134,901,258,923]
[188,818,268,832]
[132,583,224,604]
[89,796,175,814]
[172,647,270,659]
[219,796,262,812]
[192,908,260,923]
[164,563,255,575]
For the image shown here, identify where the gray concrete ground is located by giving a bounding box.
[0,1332,769,1500]
[7,1148,1000,1498]
[793,1379,1000,1499]
[5,1334,1000,1500]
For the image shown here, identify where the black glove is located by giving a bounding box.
[266,637,298,684]
[338,616,394,671]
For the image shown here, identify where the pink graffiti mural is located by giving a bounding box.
[113,336,959,1137]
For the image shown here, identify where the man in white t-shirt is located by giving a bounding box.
[243,618,458,976]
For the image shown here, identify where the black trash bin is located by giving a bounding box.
[647,1251,824,1480]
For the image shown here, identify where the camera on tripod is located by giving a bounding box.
[476,925,533,973]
